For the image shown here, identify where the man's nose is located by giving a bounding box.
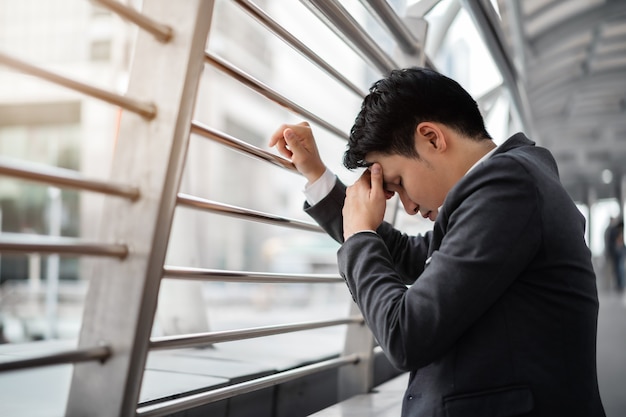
[398,190,417,215]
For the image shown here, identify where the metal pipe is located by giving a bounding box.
[66,2,216,414]
[360,0,421,56]
[0,233,129,259]
[150,316,363,350]
[0,156,140,201]
[136,354,360,416]
[0,345,112,372]
[190,121,297,173]
[91,0,173,42]
[176,193,324,233]
[459,0,533,134]
[204,52,348,140]
[300,0,398,75]
[163,265,343,283]
[234,0,366,97]
[0,52,157,119]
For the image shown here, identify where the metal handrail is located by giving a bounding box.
[0,1,412,414]
[190,121,297,173]
[0,232,129,259]
[163,266,343,283]
[234,0,366,98]
[361,0,421,56]
[176,193,324,233]
[136,354,360,417]
[92,0,173,42]
[300,0,397,74]
[0,156,140,201]
[0,345,112,372]
[150,316,364,350]
[204,52,349,140]
[0,52,157,119]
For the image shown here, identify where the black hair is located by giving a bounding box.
[344,67,492,169]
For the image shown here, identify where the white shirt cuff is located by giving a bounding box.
[304,168,336,206]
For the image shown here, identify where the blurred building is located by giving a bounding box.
[0,0,371,341]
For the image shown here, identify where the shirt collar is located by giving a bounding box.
[465,145,498,177]
[437,145,498,213]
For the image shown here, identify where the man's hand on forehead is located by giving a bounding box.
[366,165,396,200]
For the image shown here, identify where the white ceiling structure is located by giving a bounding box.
[496,0,626,201]
[308,0,624,203]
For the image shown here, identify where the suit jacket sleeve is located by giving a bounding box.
[337,157,542,371]
[304,178,431,285]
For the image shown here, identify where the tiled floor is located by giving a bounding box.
[597,291,626,417]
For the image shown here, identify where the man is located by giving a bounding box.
[270,68,605,416]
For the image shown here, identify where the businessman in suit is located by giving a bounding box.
[270,68,605,416]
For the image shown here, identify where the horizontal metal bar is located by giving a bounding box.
[136,354,360,417]
[163,265,343,283]
[150,316,363,350]
[0,233,128,259]
[366,0,438,71]
[92,0,173,42]
[0,156,140,200]
[0,51,156,119]
[176,193,324,233]
[204,52,348,140]
[300,0,398,75]
[190,121,297,173]
[0,345,112,373]
[361,0,421,55]
[234,0,366,98]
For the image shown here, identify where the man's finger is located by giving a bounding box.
[269,125,294,159]
[269,124,288,147]
[369,163,385,198]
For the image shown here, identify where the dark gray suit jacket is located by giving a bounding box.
[305,133,605,417]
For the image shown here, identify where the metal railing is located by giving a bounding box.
[136,354,360,417]
[0,0,530,416]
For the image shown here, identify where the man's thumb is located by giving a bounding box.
[284,128,298,147]
[370,163,384,191]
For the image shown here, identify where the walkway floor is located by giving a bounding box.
[0,291,624,416]
[597,291,626,417]
[314,290,626,417]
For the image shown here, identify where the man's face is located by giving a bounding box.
[366,152,447,221]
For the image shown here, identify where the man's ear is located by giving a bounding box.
[415,122,447,153]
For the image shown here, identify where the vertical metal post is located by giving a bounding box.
[338,302,375,400]
[65,1,215,416]
[586,185,596,247]
[0,208,2,280]
[617,171,625,219]
[45,187,61,339]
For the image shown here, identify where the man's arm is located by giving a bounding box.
[339,158,541,371]
[269,121,326,184]
[305,175,430,285]
[270,123,429,283]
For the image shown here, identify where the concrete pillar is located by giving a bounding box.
[585,184,597,247]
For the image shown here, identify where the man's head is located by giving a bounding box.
[344,67,491,170]
[345,68,494,220]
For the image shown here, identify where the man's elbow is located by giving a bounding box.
[382,340,437,372]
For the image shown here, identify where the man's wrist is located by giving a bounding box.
[344,229,378,241]
[305,166,327,184]
[304,168,336,206]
